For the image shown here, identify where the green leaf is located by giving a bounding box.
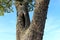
[0,12,4,16]
[0,0,13,16]
[0,6,4,16]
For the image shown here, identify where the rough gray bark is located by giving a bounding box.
[29,0,50,40]
[15,1,30,40]
[16,0,50,40]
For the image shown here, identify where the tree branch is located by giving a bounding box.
[29,0,50,40]
[16,2,30,40]
[16,1,25,40]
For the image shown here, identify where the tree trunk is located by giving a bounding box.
[29,0,50,40]
[15,1,30,40]
[16,0,50,40]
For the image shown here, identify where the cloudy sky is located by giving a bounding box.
[0,0,60,40]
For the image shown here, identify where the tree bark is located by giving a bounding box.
[16,0,50,40]
[15,1,30,40]
[29,0,50,40]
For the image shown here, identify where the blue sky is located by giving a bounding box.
[0,0,60,40]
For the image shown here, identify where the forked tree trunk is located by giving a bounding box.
[16,0,50,40]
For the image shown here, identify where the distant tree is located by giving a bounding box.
[0,0,50,40]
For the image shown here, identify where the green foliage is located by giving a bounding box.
[0,6,4,16]
[16,0,23,2]
[27,0,34,11]
[0,0,34,16]
[0,0,13,16]
[16,0,34,12]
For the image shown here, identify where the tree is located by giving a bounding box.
[0,0,50,40]
[0,0,13,16]
[29,0,50,40]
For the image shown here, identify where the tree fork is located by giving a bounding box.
[16,0,50,40]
